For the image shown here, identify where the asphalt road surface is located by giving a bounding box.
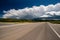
[0,23,15,26]
[0,22,60,40]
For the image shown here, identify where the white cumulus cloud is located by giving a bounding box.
[3,3,60,19]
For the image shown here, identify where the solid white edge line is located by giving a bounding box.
[47,23,60,38]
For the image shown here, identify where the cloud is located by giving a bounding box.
[40,11,60,17]
[3,3,60,19]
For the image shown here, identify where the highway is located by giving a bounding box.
[0,22,60,40]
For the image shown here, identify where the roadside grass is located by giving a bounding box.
[49,20,60,24]
[0,20,60,24]
[0,18,60,24]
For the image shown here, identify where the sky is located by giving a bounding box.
[0,0,60,19]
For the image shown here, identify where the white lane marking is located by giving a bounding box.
[47,23,60,38]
